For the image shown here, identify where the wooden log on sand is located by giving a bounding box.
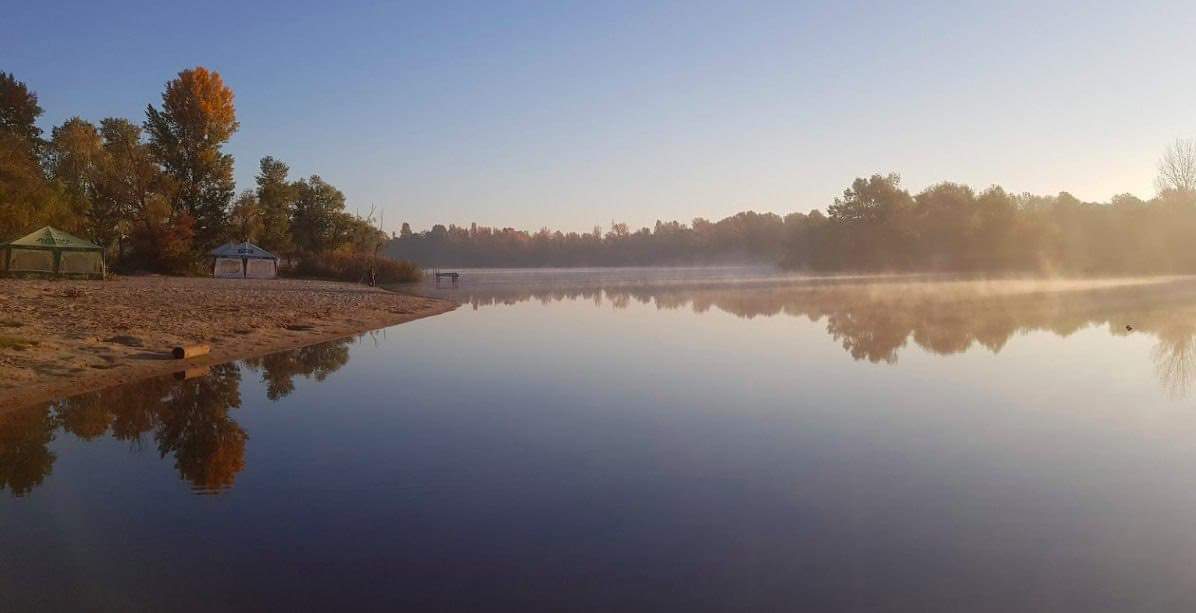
[172,344,210,360]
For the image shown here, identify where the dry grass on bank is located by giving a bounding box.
[286,253,422,284]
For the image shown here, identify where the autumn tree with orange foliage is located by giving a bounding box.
[3,66,410,275]
[145,67,239,252]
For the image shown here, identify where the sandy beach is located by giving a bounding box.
[0,277,455,412]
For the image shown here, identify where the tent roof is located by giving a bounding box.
[210,241,277,260]
[4,226,101,251]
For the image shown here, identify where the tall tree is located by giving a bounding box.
[228,190,263,243]
[0,72,61,238]
[972,186,1020,269]
[826,173,914,268]
[47,117,104,233]
[144,67,238,250]
[291,175,350,254]
[93,118,166,253]
[911,182,977,268]
[828,173,912,225]
[0,131,58,239]
[101,117,191,271]
[1157,138,1196,194]
[0,71,43,148]
[254,156,295,254]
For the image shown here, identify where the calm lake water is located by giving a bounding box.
[6,269,1196,611]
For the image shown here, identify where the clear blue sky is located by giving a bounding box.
[6,1,1196,233]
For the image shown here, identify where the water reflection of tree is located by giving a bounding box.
[243,338,352,400]
[49,363,248,493]
[0,403,57,496]
[447,278,1196,393]
[1152,321,1196,400]
[155,363,246,492]
[57,389,118,441]
[1,339,355,496]
[826,309,911,364]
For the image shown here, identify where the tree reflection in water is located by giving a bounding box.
[1152,320,1196,400]
[7,279,1196,498]
[430,275,1196,393]
[0,403,57,496]
[154,363,246,493]
[0,337,355,497]
[242,339,351,401]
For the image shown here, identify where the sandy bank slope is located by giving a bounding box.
[0,277,455,411]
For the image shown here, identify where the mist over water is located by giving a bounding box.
[419,268,1194,365]
[6,268,1196,611]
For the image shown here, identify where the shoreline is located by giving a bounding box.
[0,277,457,413]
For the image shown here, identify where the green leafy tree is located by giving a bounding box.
[254,156,296,254]
[0,131,61,239]
[972,186,1021,269]
[828,173,912,225]
[825,173,914,268]
[291,175,350,254]
[47,117,105,234]
[228,190,263,242]
[0,71,43,148]
[911,182,978,268]
[93,118,169,256]
[0,72,64,238]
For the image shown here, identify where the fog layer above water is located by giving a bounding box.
[420,269,1196,390]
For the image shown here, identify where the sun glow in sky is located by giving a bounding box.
[6,1,1196,233]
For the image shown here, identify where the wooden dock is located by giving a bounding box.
[432,268,461,284]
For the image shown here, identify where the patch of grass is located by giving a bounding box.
[0,319,24,328]
[0,335,39,351]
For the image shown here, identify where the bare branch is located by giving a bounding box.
[1156,138,1196,194]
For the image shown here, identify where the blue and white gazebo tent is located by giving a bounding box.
[210,242,279,279]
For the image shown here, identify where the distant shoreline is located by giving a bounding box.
[0,277,456,413]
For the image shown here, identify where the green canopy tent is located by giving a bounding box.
[1,226,106,279]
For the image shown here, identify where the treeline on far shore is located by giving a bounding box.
[385,212,789,267]
[388,148,1196,275]
[9,66,1196,278]
[0,68,419,283]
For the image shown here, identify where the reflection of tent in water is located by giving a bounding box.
[0,226,105,278]
[210,242,279,279]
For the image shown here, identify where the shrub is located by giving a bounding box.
[287,252,422,284]
[124,212,198,274]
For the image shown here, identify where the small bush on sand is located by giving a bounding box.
[287,252,422,284]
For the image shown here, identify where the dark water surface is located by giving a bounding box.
[6,269,1196,611]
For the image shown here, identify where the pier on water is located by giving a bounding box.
[432,267,460,285]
